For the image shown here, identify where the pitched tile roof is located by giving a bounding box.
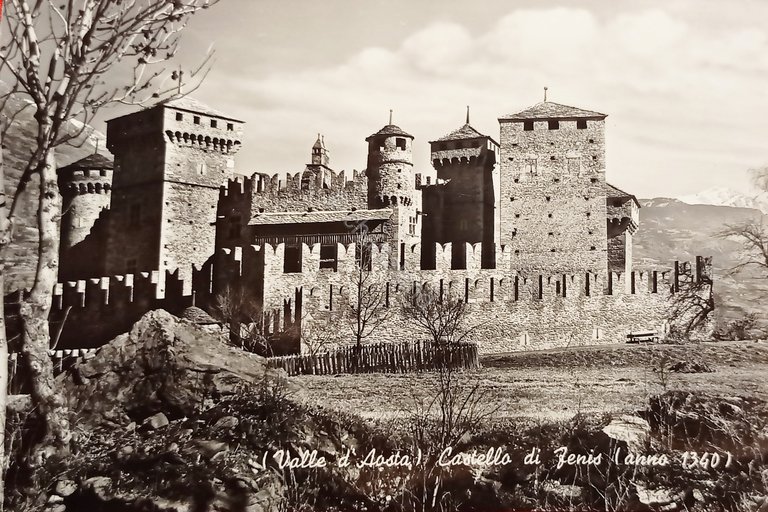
[500,101,606,121]
[59,153,114,172]
[249,208,393,226]
[159,96,243,122]
[434,123,486,142]
[606,183,641,207]
[366,124,413,141]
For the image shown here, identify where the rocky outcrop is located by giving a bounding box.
[60,309,295,427]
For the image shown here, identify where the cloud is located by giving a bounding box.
[197,6,768,197]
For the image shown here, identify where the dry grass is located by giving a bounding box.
[294,340,768,421]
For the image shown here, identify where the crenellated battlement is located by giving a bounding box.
[164,129,242,154]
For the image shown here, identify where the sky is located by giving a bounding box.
[96,0,768,199]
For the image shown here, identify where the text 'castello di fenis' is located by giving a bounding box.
[16,95,713,353]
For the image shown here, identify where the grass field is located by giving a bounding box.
[294,340,768,421]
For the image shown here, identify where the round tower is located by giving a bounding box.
[365,116,415,209]
[57,153,113,251]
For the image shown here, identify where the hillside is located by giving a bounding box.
[634,198,767,325]
[2,88,108,292]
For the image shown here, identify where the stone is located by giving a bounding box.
[602,415,650,452]
[213,415,239,431]
[144,412,169,430]
[54,479,77,497]
[83,476,113,500]
[542,481,585,501]
[636,485,675,506]
[190,439,229,460]
[59,310,295,427]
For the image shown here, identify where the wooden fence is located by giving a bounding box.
[267,340,480,376]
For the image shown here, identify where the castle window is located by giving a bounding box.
[525,158,537,175]
[319,244,338,271]
[577,120,588,129]
[128,204,141,228]
[588,230,594,235]
[194,116,201,125]
[590,246,596,251]
[590,178,598,183]
[545,196,551,202]
[550,248,556,252]
[510,197,515,201]
[175,113,183,121]
[593,155,598,160]
[613,199,623,207]
[523,120,534,131]
[396,137,406,150]
[284,245,302,273]
[554,178,560,183]
[515,214,520,218]
[514,250,520,255]
[589,138,595,143]
[548,232,554,236]
[227,123,234,131]
[548,213,553,218]
[550,156,556,161]
[548,120,559,130]
[586,212,591,217]
[211,119,218,128]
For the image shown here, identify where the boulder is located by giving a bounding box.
[60,309,295,427]
[602,415,650,452]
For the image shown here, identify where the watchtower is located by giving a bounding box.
[365,114,419,267]
[57,153,113,279]
[104,97,244,280]
[426,110,499,268]
[498,97,608,274]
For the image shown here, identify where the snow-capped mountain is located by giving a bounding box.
[677,187,768,214]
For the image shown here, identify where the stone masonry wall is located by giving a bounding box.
[499,119,607,274]
[213,241,700,354]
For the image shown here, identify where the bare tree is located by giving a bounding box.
[343,230,390,370]
[667,261,715,340]
[400,285,490,448]
[0,0,218,489]
[0,91,9,510]
[719,220,768,278]
[300,311,343,356]
[211,284,268,354]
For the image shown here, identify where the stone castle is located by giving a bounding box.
[6,96,713,353]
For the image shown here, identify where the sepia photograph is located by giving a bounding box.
[1,0,767,510]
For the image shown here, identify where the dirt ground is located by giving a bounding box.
[294,340,768,421]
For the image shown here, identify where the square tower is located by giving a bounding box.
[498,101,607,274]
[104,98,244,280]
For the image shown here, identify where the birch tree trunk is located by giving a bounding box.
[0,121,9,511]
[18,149,71,455]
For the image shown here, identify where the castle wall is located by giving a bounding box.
[499,119,608,274]
[238,170,368,217]
[211,241,702,354]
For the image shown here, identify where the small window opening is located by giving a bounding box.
[396,137,406,150]
[548,120,559,130]
[175,113,183,121]
[284,245,302,273]
[193,116,201,125]
[550,156,556,160]
[545,196,551,202]
[589,138,595,143]
[211,119,218,128]
[590,178,598,183]
[590,246,596,251]
[523,120,534,131]
[227,123,234,131]
[319,244,338,271]
[548,213,553,218]
[577,120,588,129]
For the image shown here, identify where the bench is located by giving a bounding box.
[626,331,660,344]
